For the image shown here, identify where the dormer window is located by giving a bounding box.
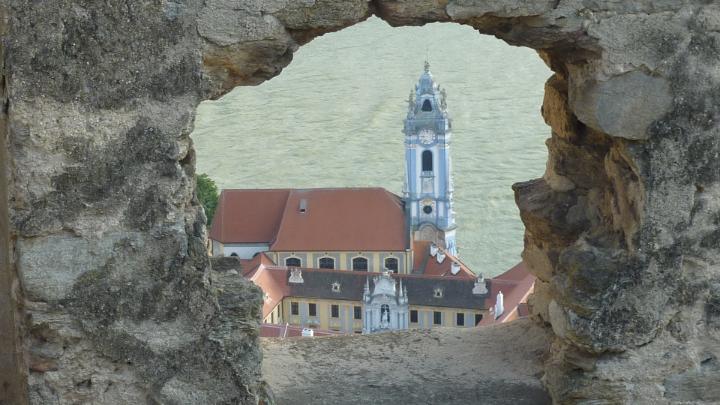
[421,99,432,111]
[434,288,443,298]
[331,282,341,293]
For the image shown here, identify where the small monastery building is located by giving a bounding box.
[209,64,535,334]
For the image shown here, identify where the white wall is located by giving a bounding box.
[221,244,270,259]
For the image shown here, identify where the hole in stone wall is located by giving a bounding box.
[193,16,551,276]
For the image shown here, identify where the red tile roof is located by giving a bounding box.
[423,251,475,279]
[411,241,475,279]
[210,188,408,252]
[412,240,432,271]
[478,262,536,326]
[240,252,275,278]
[270,188,407,251]
[250,266,289,319]
[209,189,290,244]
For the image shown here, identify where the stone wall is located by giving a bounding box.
[263,319,551,405]
[1,0,718,404]
[3,1,269,402]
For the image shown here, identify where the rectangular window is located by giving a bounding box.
[475,313,483,326]
[456,313,465,327]
[309,303,317,317]
[433,311,442,325]
[331,304,339,318]
[410,310,418,323]
[354,306,362,320]
[291,302,299,315]
[352,257,368,271]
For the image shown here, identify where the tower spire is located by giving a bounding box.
[403,63,458,256]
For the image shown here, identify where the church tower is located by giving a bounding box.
[403,62,457,255]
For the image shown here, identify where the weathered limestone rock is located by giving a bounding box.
[3,0,268,402]
[263,319,552,405]
[1,0,719,404]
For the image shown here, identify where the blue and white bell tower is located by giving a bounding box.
[403,62,457,255]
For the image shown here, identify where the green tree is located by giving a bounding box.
[196,173,219,225]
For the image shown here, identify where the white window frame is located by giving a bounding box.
[285,256,302,267]
[351,255,369,271]
[318,256,336,269]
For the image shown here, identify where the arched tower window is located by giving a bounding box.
[319,257,335,269]
[352,257,368,271]
[421,99,432,111]
[285,257,301,267]
[384,257,399,273]
[422,150,433,172]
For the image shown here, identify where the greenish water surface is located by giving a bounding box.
[193,17,551,277]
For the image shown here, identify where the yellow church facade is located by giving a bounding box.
[268,296,488,333]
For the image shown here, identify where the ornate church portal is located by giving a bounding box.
[362,272,409,333]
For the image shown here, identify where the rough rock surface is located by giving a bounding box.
[1,0,719,404]
[263,319,551,405]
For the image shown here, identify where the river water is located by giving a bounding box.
[193,17,552,277]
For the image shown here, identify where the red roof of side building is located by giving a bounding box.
[209,189,290,244]
[250,265,289,319]
[411,240,475,279]
[412,241,432,270]
[478,261,536,326]
[270,188,407,251]
[240,252,275,278]
[209,188,408,252]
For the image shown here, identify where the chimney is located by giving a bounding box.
[299,198,308,213]
[436,251,446,264]
[495,291,504,319]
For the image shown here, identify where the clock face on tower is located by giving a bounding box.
[418,129,436,145]
[421,198,436,214]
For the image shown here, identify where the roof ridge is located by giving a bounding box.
[436,246,476,277]
[418,246,431,274]
[268,190,293,250]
